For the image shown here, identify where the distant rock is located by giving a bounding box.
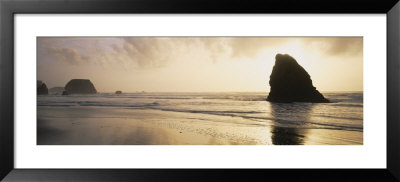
[37,80,48,95]
[62,91,69,95]
[267,54,329,103]
[115,91,122,94]
[64,79,97,94]
[49,87,65,94]
[37,80,43,88]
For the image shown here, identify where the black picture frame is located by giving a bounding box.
[1,0,399,181]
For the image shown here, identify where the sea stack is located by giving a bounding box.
[115,91,122,94]
[37,80,48,95]
[267,54,329,103]
[64,79,97,94]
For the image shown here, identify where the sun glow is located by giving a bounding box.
[274,41,304,57]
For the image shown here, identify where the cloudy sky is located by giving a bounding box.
[37,37,362,92]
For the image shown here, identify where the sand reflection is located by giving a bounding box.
[37,118,183,145]
[269,103,314,145]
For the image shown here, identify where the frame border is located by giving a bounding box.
[1,0,399,181]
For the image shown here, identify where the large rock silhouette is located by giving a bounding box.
[37,80,48,95]
[64,79,97,94]
[267,54,329,103]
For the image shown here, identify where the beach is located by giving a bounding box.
[37,92,363,145]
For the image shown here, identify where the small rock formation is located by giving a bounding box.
[267,54,329,103]
[64,79,97,94]
[37,80,48,95]
[115,91,122,94]
[62,91,69,95]
[49,87,65,94]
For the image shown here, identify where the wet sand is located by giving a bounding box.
[37,106,362,145]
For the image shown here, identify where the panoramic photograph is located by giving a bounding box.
[37,37,363,145]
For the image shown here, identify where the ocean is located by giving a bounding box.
[37,92,363,145]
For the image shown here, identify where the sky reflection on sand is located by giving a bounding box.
[37,98,362,145]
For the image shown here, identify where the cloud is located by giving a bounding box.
[117,37,288,66]
[45,47,89,65]
[113,37,233,68]
[120,38,175,68]
[38,37,363,69]
[301,37,363,57]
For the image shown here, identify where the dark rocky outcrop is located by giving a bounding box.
[62,91,69,95]
[267,54,329,103]
[64,79,97,94]
[49,87,65,94]
[37,80,48,95]
[115,91,122,94]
